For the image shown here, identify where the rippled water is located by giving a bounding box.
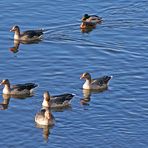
[0,0,148,147]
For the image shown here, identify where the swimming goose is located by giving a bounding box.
[81,14,102,24]
[80,72,112,90]
[35,91,55,126]
[10,25,43,41]
[42,91,75,108]
[0,79,38,95]
[35,108,55,126]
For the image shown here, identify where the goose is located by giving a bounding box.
[0,79,38,96]
[35,108,55,126]
[10,25,43,41]
[42,91,75,108]
[80,21,97,29]
[80,72,112,90]
[81,14,102,24]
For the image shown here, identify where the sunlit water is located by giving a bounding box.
[0,0,148,148]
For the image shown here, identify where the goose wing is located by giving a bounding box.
[12,83,38,91]
[91,76,112,86]
[50,93,74,104]
[22,30,43,38]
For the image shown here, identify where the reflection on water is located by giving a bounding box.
[80,88,108,105]
[10,94,34,99]
[0,94,10,110]
[9,40,20,53]
[9,39,42,54]
[51,104,72,112]
[35,120,54,142]
[80,23,97,33]
[0,93,34,110]
[80,89,91,105]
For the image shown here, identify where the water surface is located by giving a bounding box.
[0,0,148,148]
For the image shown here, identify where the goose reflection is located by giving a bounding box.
[0,94,11,110]
[0,93,36,110]
[36,123,54,142]
[9,39,42,54]
[80,89,91,105]
[80,22,96,33]
[9,40,20,53]
[80,87,108,105]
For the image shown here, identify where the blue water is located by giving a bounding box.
[0,0,148,147]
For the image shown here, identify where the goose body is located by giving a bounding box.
[80,72,112,90]
[42,91,75,108]
[10,25,43,41]
[0,79,38,95]
[35,108,55,126]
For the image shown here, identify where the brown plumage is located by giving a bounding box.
[10,25,43,42]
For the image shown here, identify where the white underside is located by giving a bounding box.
[83,80,107,90]
[35,114,54,126]
[3,87,10,94]
[35,116,49,126]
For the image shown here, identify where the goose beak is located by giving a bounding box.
[80,74,84,79]
[0,81,3,85]
[10,27,15,32]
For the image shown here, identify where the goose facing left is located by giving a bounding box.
[0,79,38,95]
[42,91,75,108]
[80,72,112,90]
[10,25,43,41]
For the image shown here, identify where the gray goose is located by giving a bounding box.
[42,91,75,108]
[80,72,112,90]
[0,79,38,96]
[10,25,43,42]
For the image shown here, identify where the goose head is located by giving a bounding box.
[82,14,90,21]
[0,79,10,86]
[10,25,20,32]
[42,91,51,108]
[80,72,91,80]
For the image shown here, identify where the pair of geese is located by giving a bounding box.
[2,14,111,126]
[10,14,102,42]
